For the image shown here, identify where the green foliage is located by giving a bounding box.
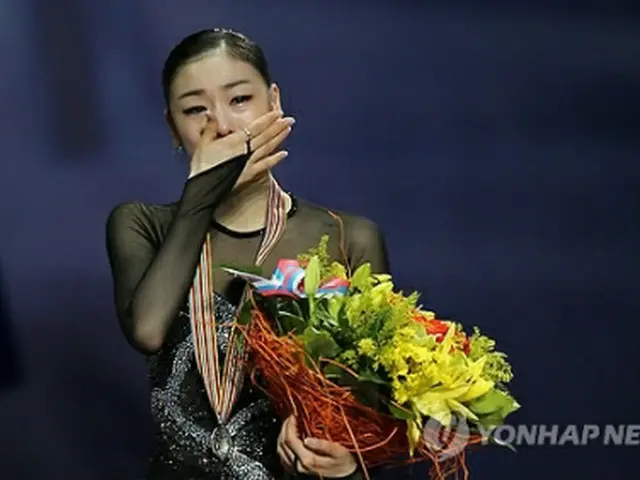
[231,235,520,445]
[304,256,321,297]
[468,327,515,383]
[217,262,264,277]
[298,326,341,361]
[468,388,521,428]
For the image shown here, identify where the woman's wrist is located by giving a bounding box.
[188,143,248,179]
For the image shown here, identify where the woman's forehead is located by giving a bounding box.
[172,53,260,94]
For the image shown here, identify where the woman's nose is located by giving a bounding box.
[204,110,233,137]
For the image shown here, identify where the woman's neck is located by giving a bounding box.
[213,174,290,233]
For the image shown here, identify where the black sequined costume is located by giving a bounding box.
[106,154,389,479]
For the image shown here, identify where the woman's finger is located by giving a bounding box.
[276,417,296,471]
[295,450,337,476]
[250,124,292,161]
[244,110,283,138]
[198,118,219,145]
[249,117,294,153]
[220,111,283,155]
[303,437,347,459]
[281,417,336,475]
[282,416,306,455]
[295,456,315,476]
[277,442,295,471]
[244,151,288,181]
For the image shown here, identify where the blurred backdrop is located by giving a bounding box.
[0,1,638,478]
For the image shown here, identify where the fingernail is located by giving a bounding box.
[282,151,289,157]
[287,117,296,125]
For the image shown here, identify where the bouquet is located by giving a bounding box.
[224,236,519,479]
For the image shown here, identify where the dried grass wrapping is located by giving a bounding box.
[238,307,483,480]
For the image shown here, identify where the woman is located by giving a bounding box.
[106,28,389,480]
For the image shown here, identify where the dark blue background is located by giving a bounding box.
[0,1,637,478]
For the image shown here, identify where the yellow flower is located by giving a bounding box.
[350,263,371,290]
[328,261,347,280]
[413,386,481,426]
[294,234,518,449]
[456,377,494,403]
[357,338,377,357]
[339,349,358,366]
[418,310,436,321]
[327,296,344,320]
[369,281,394,308]
[407,417,423,455]
[345,295,363,326]
[373,273,392,283]
[377,321,501,428]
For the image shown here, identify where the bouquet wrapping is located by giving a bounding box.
[224,236,519,479]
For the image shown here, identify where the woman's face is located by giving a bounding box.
[166,51,281,155]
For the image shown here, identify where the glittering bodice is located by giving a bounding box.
[146,293,281,480]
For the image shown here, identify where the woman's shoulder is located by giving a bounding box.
[106,200,178,233]
[294,196,389,272]
[294,197,384,239]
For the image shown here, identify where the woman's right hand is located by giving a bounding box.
[188,110,294,179]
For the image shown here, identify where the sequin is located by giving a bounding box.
[147,293,280,479]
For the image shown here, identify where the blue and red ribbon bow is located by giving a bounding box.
[222,259,349,298]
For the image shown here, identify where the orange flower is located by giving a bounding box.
[413,313,470,355]
[460,336,471,355]
[423,319,449,340]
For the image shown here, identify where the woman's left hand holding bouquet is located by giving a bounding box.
[278,415,357,478]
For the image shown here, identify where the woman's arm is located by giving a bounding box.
[105,155,248,354]
[345,216,391,275]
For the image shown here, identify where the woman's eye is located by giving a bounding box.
[183,106,207,115]
[230,95,252,106]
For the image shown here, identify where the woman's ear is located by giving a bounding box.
[269,83,283,112]
[164,108,181,148]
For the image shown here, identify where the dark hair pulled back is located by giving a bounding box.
[162,28,272,106]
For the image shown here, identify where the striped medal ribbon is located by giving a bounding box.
[188,176,287,424]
